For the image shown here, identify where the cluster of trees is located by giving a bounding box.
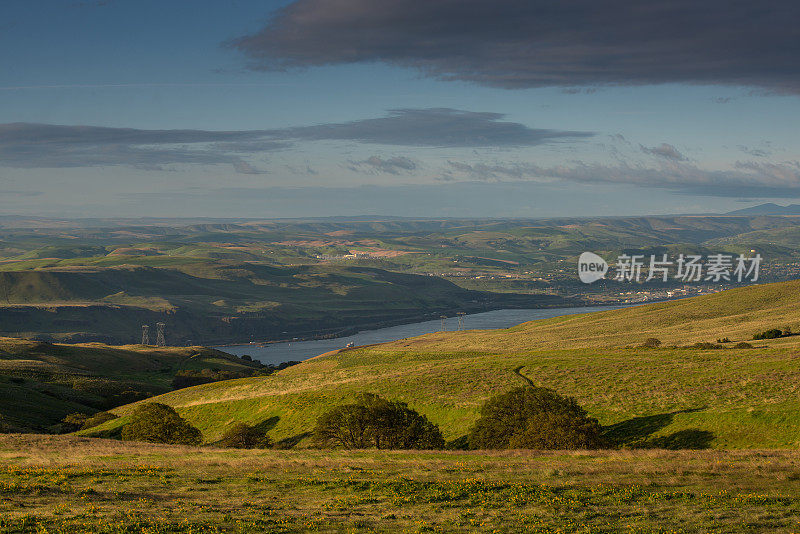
[753,328,792,340]
[312,387,603,451]
[83,386,605,452]
[103,403,270,449]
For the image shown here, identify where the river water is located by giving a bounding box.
[218,304,627,366]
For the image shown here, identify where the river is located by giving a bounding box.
[218,304,628,366]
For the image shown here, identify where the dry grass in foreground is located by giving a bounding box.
[1,435,800,532]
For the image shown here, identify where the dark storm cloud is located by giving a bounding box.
[231,0,800,92]
[348,155,417,175]
[281,109,593,147]
[640,143,688,161]
[0,111,590,170]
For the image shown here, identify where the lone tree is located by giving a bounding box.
[121,403,202,445]
[468,386,605,450]
[313,393,444,449]
[217,422,272,449]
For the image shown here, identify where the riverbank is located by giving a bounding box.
[219,304,630,366]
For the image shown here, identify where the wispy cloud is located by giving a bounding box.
[279,108,593,148]
[230,0,800,93]
[444,158,800,197]
[348,156,417,175]
[640,143,688,161]
[0,109,592,171]
[0,123,284,172]
[738,145,771,158]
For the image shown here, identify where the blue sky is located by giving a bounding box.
[1,0,799,218]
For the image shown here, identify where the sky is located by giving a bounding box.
[1,0,799,219]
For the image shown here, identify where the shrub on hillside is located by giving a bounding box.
[121,403,201,445]
[468,386,605,450]
[217,422,271,449]
[313,393,444,450]
[734,342,754,349]
[60,413,89,433]
[753,329,784,340]
[641,338,662,348]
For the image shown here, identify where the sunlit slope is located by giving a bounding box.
[93,280,800,449]
[390,279,800,351]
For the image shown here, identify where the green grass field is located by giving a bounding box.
[7,263,800,532]
[3,435,800,532]
[83,279,800,451]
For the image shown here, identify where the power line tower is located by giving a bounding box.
[155,322,166,347]
[141,325,150,345]
[440,315,447,332]
[457,312,466,330]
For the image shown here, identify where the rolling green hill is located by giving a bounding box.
[0,338,260,432]
[88,279,800,449]
[0,265,560,345]
[3,214,800,346]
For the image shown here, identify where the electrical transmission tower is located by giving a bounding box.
[141,325,150,345]
[155,322,166,347]
[440,315,447,332]
[457,312,466,330]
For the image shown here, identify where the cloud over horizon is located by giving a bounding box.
[280,109,593,147]
[444,158,800,197]
[640,143,688,161]
[0,110,592,171]
[348,155,417,175]
[231,0,800,92]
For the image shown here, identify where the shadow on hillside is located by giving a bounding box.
[647,429,715,449]
[253,416,280,434]
[446,435,470,450]
[274,431,311,450]
[602,408,708,448]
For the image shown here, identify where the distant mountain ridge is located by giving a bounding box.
[727,203,800,215]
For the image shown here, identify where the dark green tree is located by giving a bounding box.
[121,403,201,445]
[468,386,605,450]
[313,393,444,449]
[217,422,272,449]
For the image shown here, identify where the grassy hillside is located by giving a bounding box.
[86,279,800,449]
[3,214,800,345]
[4,434,800,532]
[0,338,259,431]
[0,265,558,344]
